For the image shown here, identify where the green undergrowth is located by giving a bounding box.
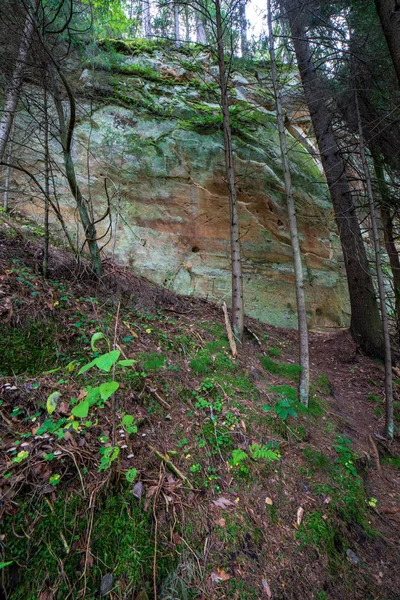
[3,486,174,599]
[298,435,373,571]
[260,354,302,381]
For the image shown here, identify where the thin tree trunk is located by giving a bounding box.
[143,0,152,39]
[215,0,244,342]
[356,95,393,439]
[0,1,37,161]
[372,153,400,336]
[3,122,15,211]
[268,0,309,405]
[51,70,103,277]
[285,0,384,358]
[174,2,181,47]
[195,5,207,44]
[239,0,249,58]
[374,0,400,87]
[43,82,50,278]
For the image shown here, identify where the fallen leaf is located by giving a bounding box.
[215,518,226,527]
[213,497,234,509]
[297,506,304,526]
[210,568,230,583]
[262,578,272,598]
[58,401,70,416]
[265,497,273,506]
[172,531,181,544]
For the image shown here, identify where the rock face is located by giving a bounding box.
[15,42,350,329]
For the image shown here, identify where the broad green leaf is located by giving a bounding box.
[125,468,137,483]
[0,562,12,570]
[78,358,97,375]
[94,350,120,372]
[99,381,119,401]
[86,386,101,406]
[121,414,137,434]
[46,391,61,415]
[49,474,61,486]
[91,332,106,351]
[71,399,89,418]
[118,359,136,367]
[262,404,273,412]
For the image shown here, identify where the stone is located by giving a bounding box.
[16,46,350,330]
[346,549,360,566]
[100,573,113,596]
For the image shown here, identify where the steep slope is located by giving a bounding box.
[0,226,399,600]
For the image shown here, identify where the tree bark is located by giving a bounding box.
[142,0,152,39]
[285,0,384,358]
[51,70,103,277]
[215,0,244,342]
[43,81,50,278]
[373,152,400,335]
[0,1,37,161]
[374,0,400,87]
[3,122,14,211]
[174,1,181,47]
[239,0,249,58]
[356,95,393,439]
[268,0,309,405]
[195,6,207,44]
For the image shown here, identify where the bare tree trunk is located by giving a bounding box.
[372,153,400,336]
[215,0,244,342]
[0,1,37,161]
[195,4,207,44]
[268,0,309,405]
[3,122,15,211]
[51,70,103,277]
[239,0,249,58]
[43,81,50,278]
[374,0,400,87]
[285,0,384,359]
[174,1,181,47]
[143,0,152,39]
[356,95,394,440]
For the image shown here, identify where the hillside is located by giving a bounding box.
[1,222,399,600]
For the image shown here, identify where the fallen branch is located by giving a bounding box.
[222,302,238,358]
[368,435,382,476]
[148,445,193,489]
[146,386,171,410]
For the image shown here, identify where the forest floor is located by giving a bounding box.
[1,220,400,600]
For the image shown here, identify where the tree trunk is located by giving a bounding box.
[285,0,384,358]
[374,0,400,87]
[43,82,50,278]
[174,1,181,47]
[142,0,152,39]
[3,122,14,211]
[268,0,309,405]
[373,152,400,335]
[356,95,394,439]
[0,1,37,161]
[195,5,207,44]
[51,71,103,277]
[239,0,249,58]
[215,0,244,342]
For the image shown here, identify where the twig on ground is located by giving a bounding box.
[368,435,382,476]
[148,445,193,489]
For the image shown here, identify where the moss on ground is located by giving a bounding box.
[3,486,173,599]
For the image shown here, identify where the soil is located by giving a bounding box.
[1,227,399,600]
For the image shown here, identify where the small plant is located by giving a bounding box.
[260,355,302,381]
[263,394,297,420]
[99,446,120,472]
